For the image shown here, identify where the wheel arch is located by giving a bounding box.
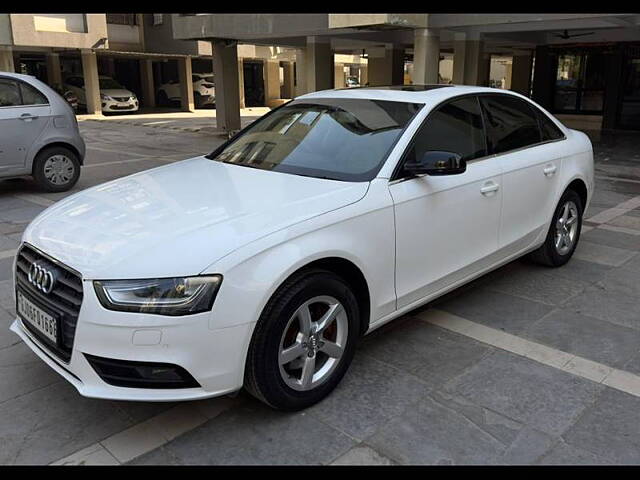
[291,256,371,336]
[566,177,588,211]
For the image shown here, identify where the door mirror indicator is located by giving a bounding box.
[404,151,466,176]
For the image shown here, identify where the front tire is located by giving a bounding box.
[244,269,360,411]
[529,189,583,267]
[32,146,81,193]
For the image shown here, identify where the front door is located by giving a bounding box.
[390,96,503,308]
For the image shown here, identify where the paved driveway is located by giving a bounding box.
[1,120,640,465]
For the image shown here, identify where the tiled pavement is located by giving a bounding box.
[2,123,640,465]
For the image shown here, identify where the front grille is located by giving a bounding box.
[112,97,131,102]
[15,244,84,362]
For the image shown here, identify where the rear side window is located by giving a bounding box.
[404,96,486,167]
[479,95,542,154]
[537,110,565,141]
[19,82,48,105]
[0,79,21,107]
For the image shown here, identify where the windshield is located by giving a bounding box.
[99,78,125,90]
[207,98,422,181]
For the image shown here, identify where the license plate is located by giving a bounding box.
[17,291,58,343]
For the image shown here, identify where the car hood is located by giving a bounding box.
[23,157,369,279]
[101,89,134,97]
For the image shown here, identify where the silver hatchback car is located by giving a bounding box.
[0,72,85,192]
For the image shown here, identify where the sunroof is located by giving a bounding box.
[361,84,453,91]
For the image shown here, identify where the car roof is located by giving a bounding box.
[296,84,524,104]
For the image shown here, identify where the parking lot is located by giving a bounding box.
[1,118,640,465]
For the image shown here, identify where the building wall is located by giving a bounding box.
[0,15,12,45]
[8,14,108,49]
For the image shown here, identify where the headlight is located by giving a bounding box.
[101,94,112,101]
[94,275,222,316]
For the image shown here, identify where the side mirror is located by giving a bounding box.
[404,150,466,176]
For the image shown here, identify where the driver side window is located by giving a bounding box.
[402,96,487,174]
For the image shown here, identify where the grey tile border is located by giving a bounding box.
[573,240,637,266]
[562,388,640,464]
[522,308,640,368]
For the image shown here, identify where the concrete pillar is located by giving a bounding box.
[360,64,368,86]
[104,57,116,78]
[413,29,440,84]
[238,58,246,109]
[305,37,333,92]
[295,49,307,96]
[263,59,281,107]
[0,46,15,72]
[532,45,553,109]
[334,63,346,89]
[478,52,491,87]
[452,34,466,84]
[139,59,155,108]
[177,55,194,112]
[281,61,295,98]
[504,62,513,90]
[510,51,533,96]
[212,40,241,134]
[368,45,405,86]
[81,50,101,115]
[46,53,62,89]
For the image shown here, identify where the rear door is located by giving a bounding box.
[0,77,51,174]
[390,96,503,308]
[479,94,565,253]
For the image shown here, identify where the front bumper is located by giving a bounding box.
[11,280,254,402]
[102,98,139,113]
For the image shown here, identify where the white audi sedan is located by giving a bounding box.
[10,85,594,410]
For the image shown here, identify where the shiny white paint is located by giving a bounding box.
[13,86,594,401]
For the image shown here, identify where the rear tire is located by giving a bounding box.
[157,90,169,107]
[32,146,80,193]
[529,189,583,267]
[244,269,360,411]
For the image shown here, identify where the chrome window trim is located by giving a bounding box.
[389,92,568,184]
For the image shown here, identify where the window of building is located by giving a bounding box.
[480,94,542,154]
[553,52,605,114]
[106,14,137,26]
[403,96,486,170]
[153,14,164,26]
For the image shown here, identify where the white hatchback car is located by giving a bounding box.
[11,85,593,410]
[64,75,139,113]
[157,73,215,107]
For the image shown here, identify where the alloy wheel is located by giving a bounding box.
[555,200,579,255]
[278,295,348,391]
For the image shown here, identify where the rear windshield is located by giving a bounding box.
[207,98,422,182]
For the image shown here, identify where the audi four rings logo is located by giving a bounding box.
[28,263,56,294]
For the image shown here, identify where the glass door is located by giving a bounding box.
[619,48,640,130]
[553,52,605,114]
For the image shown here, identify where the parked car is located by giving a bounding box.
[157,73,215,108]
[64,75,139,113]
[345,76,359,87]
[11,85,593,410]
[52,85,78,112]
[0,72,85,192]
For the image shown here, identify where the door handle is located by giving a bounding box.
[543,164,557,177]
[19,113,37,122]
[480,182,500,195]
